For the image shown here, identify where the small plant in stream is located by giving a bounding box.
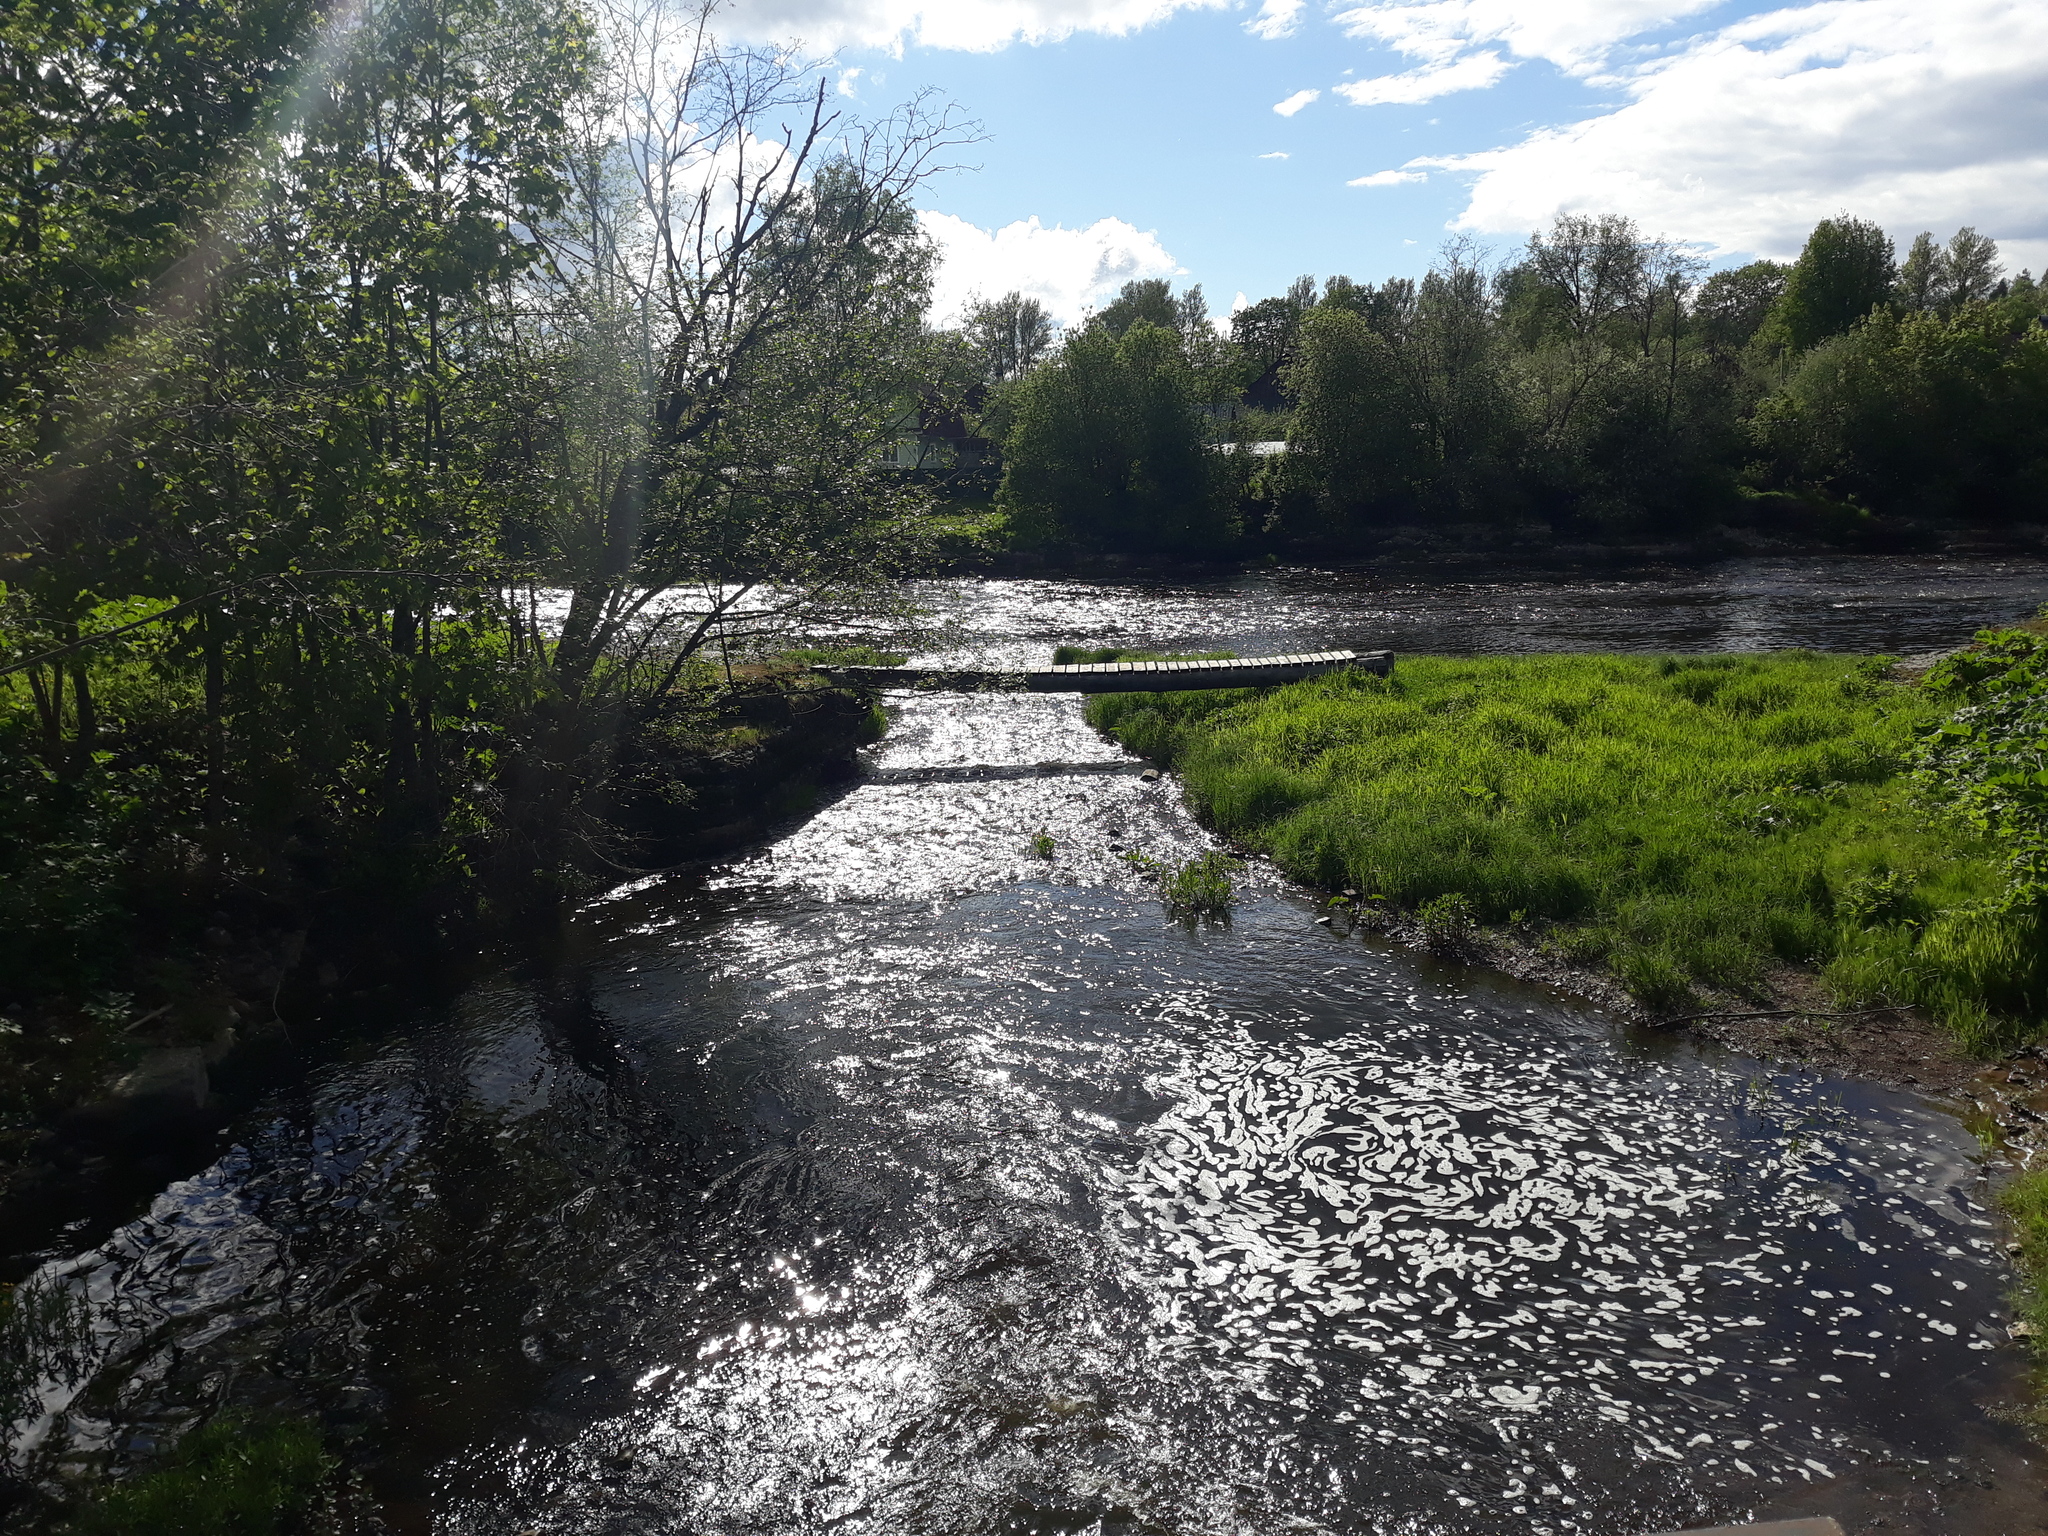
[1161,851,1240,916]
[1028,830,1056,859]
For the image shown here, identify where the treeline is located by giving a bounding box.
[0,0,963,1040]
[972,216,2048,553]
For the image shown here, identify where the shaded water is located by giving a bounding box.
[915,553,2048,667]
[11,556,2048,1535]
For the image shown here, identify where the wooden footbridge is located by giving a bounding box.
[818,648,1393,693]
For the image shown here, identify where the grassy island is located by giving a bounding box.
[1090,639,2048,1051]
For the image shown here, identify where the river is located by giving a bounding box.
[9,554,2048,1535]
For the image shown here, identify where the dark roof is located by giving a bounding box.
[1242,361,1288,412]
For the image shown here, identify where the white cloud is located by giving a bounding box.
[1330,0,1722,77]
[836,65,863,94]
[1332,50,1510,103]
[1418,0,2048,262]
[1245,0,1304,39]
[720,0,1226,51]
[1273,87,1321,116]
[920,211,1183,327]
[1259,150,1291,159]
[1348,168,1427,186]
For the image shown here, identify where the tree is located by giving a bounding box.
[1284,306,1426,525]
[2,0,590,823]
[1092,278,1177,339]
[1229,274,1317,375]
[1696,260,1788,353]
[1748,294,2048,518]
[1897,232,1946,312]
[0,0,322,782]
[535,0,973,715]
[964,291,1054,381]
[1518,213,1644,345]
[995,320,1230,552]
[0,0,319,458]
[1771,216,1896,352]
[1321,275,1417,333]
[1896,228,2001,314]
[1277,243,1517,523]
[0,0,976,925]
[1943,227,2003,308]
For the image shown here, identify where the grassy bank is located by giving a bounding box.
[1090,645,2047,1050]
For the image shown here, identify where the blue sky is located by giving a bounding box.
[729,0,2048,324]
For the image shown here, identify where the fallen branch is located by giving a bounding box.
[122,1003,175,1034]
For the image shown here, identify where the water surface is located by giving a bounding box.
[12,556,2048,1535]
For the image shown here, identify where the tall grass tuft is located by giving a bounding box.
[1090,651,2037,1043]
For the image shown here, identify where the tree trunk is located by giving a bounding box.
[27,663,62,764]
[68,655,95,776]
[203,607,225,830]
[416,604,436,800]
[386,600,420,804]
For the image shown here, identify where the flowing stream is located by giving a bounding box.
[11,555,2048,1535]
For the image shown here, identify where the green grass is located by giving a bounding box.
[2004,1161,2048,1405]
[65,1415,335,1535]
[1089,651,2042,1048]
[2006,1168,2048,1337]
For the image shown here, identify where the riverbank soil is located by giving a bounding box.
[1399,924,1995,1095]
[1754,1435,2048,1536]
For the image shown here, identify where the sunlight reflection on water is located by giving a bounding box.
[14,556,2048,1535]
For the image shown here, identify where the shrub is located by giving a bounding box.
[1417,893,1478,958]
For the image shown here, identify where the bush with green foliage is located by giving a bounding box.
[1837,626,2048,1040]
[1747,296,2048,520]
[1091,652,2039,1045]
